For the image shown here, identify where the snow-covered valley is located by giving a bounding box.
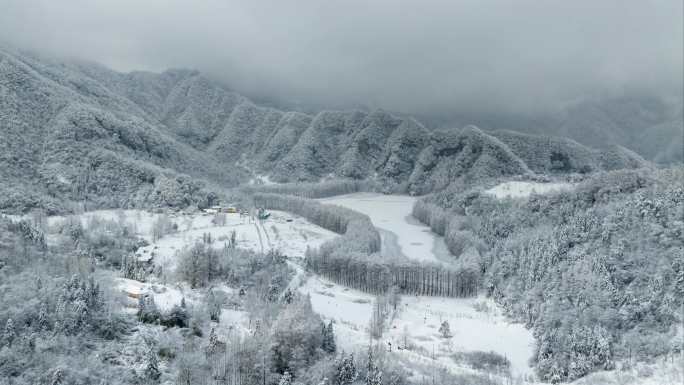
[48,198,538,381]
[33,193,682,385]
[315,193,537,380]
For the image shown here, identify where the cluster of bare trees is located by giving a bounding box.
[306,253,478,298]
[256,192,478,299]
[252,193,381,255]
[243,179,377,199]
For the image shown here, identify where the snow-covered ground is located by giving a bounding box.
[484,181,573,199]
[299,274,373,351]
[249,174,278,185]
[135,210,337,272]
[572,357,683,385]
[305,193,538,379]
[116,277,197,312]
[45,208,336,272]
[116,277,252,339]
[298,271,537,381]
[47,209,162,237]
[318,193,446,264]
[53,208,338,340]
[49,201,678,384]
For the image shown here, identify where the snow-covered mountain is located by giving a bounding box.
[0,47,651,213]
[421,95,683,165]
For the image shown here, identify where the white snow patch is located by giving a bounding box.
[56,174,70,184]
[48,209,169,240]
[137,210,338,272]
[388,296,536,379]
[298,274,374,352]
[571,356,683,385]
[485,181,573,199]
[250,174,278,185]
[298,273,536,380]
[318,193,440,263]
[115,278,192,312]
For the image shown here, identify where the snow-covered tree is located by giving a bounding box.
[335,354,357,385]
[283,288,295,304]
[2,318,16,347]
[365,346,382,385]
[137,294,161,324]
[205,327,224,356]
[279,371,293,385]
[207,289,221,322]
[438,320,452,338]
[144,345,161,382]
[322,320,336,353]
[50,367,64,385]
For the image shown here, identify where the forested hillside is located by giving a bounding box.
[413,167,684,382]
[0,48,237,214]
[423,95,683,165]
[0,47,656,215]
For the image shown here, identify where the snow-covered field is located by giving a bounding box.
[318,193,445,264]
[44,208,336,272]
[50,208,338,340]
[47,209,166,238]
[134,210,337,272]
[484,181,573,199]
[299,268,537,381]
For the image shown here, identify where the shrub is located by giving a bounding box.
[452,350,511,376]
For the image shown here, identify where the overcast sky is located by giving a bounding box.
[1,0,681,115]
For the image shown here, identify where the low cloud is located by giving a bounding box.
[1,0,681,115]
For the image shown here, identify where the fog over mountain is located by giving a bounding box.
[1,0,681,118]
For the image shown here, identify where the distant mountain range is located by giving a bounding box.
[0,47,667,213]
[421,94,683,165]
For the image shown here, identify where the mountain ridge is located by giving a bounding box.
[0,47,652,213]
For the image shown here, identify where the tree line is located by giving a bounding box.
[255,192,480,299]
[252,193,381,255]
[306,251,479,298]
[242,179,377,199]
[413,167,684,382]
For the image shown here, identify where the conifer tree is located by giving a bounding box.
[322,321,336,353]
[365,346,382,385]
[279,371,293,385]
[37,303,50,331]
[144,345,161,382]
[50,367,64,385]
[207,290,221,322]
[438,320,452,338]
[335,353,357,385]
[3,318,16,347]
[206,327,221,356]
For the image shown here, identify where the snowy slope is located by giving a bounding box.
[484,181,573,199]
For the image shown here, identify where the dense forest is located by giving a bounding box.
[413,167,684,382]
